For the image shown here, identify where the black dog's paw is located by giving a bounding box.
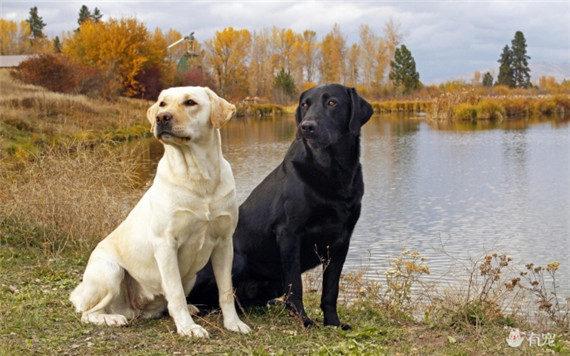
[302,317,316,328]
[323,319,351,330]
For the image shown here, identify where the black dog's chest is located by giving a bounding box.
[299,202,354,245]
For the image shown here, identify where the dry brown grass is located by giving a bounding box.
[0,69,151,160]
[0,143,148,255]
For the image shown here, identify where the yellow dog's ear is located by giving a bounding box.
[204,87,236,129]
[147,101,158,133]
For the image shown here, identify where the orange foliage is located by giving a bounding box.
[63,18,168,97]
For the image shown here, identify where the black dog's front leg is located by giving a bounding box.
[276,229,314,327]
[321,241,351,330]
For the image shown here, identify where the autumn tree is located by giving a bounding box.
[0,19,31,54]
[359,21,403,96]
[248,30,273,98]
[320,24,345,83]
[377,19,402,86]
[389,45,420,94]
[26,6,46,41]
[346,43,360,87]
[64,18,168,97]
[511,31,531,88]
[299,30,318,84]
[205,27,251,98]
[497,45,514,87]
[271,28,299,74]
[359,25,377,90]
[482,72,493,87]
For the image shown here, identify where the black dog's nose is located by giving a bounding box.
[300,121,316,133]
[156,112,173,125]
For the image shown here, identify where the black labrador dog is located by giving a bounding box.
[189,84,372,329]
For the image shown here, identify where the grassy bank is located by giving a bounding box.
[0,69,151,161]
[235,102,285,118]
[1,243,567,354]
[369,94,570,123]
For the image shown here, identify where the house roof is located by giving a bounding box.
[0,55,32,68]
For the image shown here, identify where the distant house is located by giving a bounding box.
[0,55,32,68]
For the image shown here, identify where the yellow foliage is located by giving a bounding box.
[0,19,32,54]
[320,24,345,83]
[63,18,167,97]
[301,81,318,92]
[205,27,251,98]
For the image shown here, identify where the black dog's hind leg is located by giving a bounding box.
[321,240,351,330]
[276,227,315,327]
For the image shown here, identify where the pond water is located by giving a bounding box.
[140,115,569,294]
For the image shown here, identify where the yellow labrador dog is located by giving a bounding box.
[70,87,250,338]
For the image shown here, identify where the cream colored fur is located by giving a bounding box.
[69,86,250,338]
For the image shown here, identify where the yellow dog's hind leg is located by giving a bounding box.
[69,249,129,326]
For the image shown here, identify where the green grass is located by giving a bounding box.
[1,245,566,354]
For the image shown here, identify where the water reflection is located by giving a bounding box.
[135,115,569,293]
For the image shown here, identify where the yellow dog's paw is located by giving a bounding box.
[177,324,209,338]
[81,313,128,326]
[224,319,251,334]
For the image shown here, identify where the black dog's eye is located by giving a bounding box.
[159,101,166,107]
[301,102,308,109]
[327,99,337,107]
[184,99,197,106]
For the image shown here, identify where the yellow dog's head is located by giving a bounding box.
[147,87,236,145]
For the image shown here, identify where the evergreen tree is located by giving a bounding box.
[92,7,103,22]
[78,5,92,26]
[482,72,493,87]
[497,45,514,87]
[26,6,46,40]
[511,31,531,88]
[273,68,296,103]
[53,36,62,53]
[389,44,420,94]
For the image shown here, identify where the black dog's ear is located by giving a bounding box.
[348,87,373,135]
[295,90,308,125]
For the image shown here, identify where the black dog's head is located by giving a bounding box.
[295,84,373,148]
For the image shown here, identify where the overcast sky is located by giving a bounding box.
[2,1,569,83]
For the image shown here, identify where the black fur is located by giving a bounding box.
[189,84,373,329]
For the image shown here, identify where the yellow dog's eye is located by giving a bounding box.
[184,99,197,106]
[159,101,166,107]
[327,100,337,107]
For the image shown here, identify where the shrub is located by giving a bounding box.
[174,67,217,89]
[453,103,477,121]
[12,54,120,99]
[135,65,162,100]
[13,54,79,93]
[476,100,505,121]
